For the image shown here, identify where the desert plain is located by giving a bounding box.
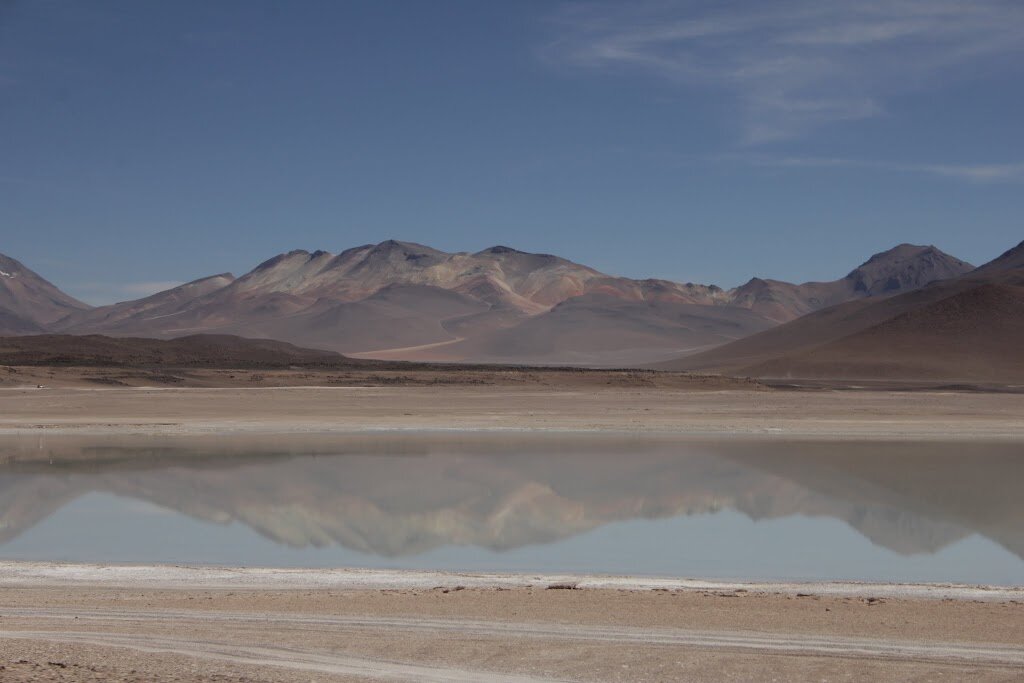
[1,365,1022,439]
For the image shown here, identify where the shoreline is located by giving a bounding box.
[5,425,1024,440]
[2,562,1021,601]
[2,562,1022,681]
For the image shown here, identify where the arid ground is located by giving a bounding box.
[1,572,1022,682]
[0,369,1022,439]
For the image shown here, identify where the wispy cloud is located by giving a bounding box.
[914,163,1024,183]
[543,1,1024,142]
[725,154,1024,183]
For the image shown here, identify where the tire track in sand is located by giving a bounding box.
[3,607,1024,669]
[0,629,563,683]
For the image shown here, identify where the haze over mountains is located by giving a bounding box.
[1,239,985,368]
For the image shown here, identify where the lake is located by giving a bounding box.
[0,433,1021,585]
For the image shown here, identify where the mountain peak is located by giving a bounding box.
[356,240,448,266]
[478,245,523,255]
[845,243,973,296]
[857,243,933,266]
[254,251,305,270]
[252,249,334,272]
[481,243,564,259]
[372,239,441,253]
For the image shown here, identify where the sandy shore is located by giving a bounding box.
[1,384,1023,439]
[1,564,1022,682]
[4,563,1022,601]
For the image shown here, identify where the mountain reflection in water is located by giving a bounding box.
[0,434,1021,577]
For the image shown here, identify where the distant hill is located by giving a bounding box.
[2,239,979,366]
[430,294,778,366]
[728,244,973,323]
[739,284,1024,381]
[660,240,1024,383]
[50,241,738,361]
[54,273,236,334]
[0,334,360,368]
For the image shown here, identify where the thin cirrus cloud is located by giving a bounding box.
[730,156,1024,183]
[542,0,1024,143]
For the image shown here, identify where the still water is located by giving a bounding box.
[0,433,1021,585]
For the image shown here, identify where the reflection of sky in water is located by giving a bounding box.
[1,493,1021,585]
[0,435,1021,585]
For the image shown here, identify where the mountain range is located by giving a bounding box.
[1,239,988,369]
[660,239,1024,382]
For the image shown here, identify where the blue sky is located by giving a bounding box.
[1,1,1022,304]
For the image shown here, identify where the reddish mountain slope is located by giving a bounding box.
[437,294,777,366]
[54,240,746,361]
[4,239,982,366]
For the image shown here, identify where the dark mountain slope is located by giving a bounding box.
[0,252,90,326]
[660,239,1023,382]
[0,307,44,336]
[742,283,1024,381]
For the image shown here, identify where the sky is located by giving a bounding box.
[1,0,1023,305]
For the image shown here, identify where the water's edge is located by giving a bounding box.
[1,561,1020,601]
